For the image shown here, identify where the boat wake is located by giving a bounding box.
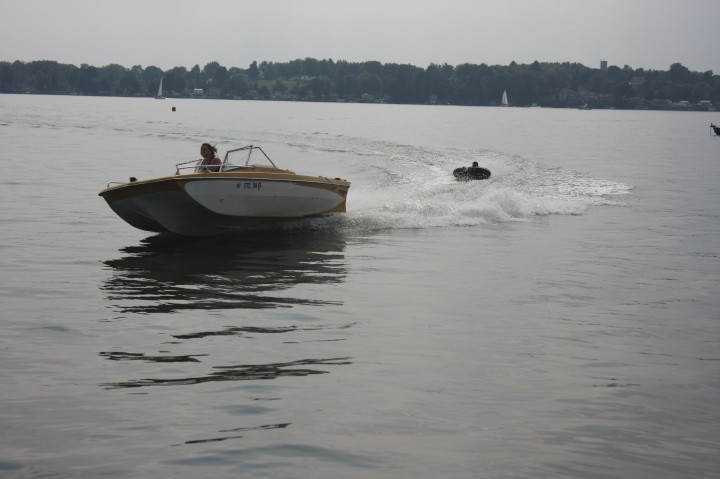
[282,136,634,232]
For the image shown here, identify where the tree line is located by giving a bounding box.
[1,58,718,109]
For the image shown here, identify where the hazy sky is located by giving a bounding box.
[2,0,719,73]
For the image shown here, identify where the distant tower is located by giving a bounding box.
[600,60,608,71]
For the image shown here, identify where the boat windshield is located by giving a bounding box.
[174,145,277,175]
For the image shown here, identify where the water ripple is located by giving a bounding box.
[102,357,352,389]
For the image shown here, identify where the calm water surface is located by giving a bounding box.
[1,95,719,478]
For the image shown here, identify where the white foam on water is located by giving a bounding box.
[331,138,633,231]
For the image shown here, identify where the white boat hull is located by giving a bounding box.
[185,178,344,216]
[100,171,350,236]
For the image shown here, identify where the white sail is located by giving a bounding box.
[155,78,165,99]
[501,89,508,106]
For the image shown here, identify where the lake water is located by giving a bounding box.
[1,94,719,478]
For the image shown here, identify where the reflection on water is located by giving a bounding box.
[103,357,352,389]
[99,351,208,362]
[173,321,356,341]
[101,224,348,314]
[179,423,292,446]
[99,224,355,429]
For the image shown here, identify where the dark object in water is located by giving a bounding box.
[711,123,720,136]
[453,166,491,180]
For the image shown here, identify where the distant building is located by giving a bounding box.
[600,60,608,71]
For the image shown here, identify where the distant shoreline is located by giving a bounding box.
[4,91,718,113]
[2,58,718,110]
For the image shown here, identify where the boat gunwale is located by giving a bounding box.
[99,171,350,197]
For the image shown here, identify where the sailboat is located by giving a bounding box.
[501,89,509,106]
[155,78,165,99]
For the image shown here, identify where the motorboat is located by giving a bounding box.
[99,145,350,236]
[453,164,491,180]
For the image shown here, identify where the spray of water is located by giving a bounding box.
[326,138,633,231]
